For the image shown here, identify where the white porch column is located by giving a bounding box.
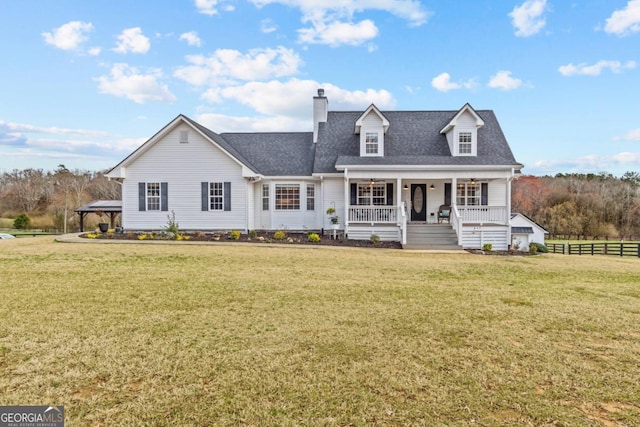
[343,168,349,228]
[396,178,402,206]
[451,177,457,207]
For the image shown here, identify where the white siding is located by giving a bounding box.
[461,224,509,250]
[322,178,345,229]
[122,123,247,230]
[487,179,507,206]
[348,226,400,241]
[359,112,384,156]
[254,180,321,231]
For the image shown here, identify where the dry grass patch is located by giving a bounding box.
[1,237,639,425]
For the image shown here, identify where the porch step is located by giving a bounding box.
[403,224,462,250]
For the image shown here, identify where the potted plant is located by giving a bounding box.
[95,210,109,233]
[326,207,339,230]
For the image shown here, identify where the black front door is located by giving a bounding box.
[411,184,427,222]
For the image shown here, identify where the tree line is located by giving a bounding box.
[1,167,639,238]
[512,172,640,240]
[0,165,121,231]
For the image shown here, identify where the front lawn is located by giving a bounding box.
[1,237,639,425]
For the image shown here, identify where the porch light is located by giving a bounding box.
[403,184,409,190]
[429,184,435,190]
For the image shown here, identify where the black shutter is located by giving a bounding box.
[481,182,488,206]
[386,183,394,205]
[138,183,146,211]
[444,183,452,206]
[160,182,168,211]
[201,182,208,211]
[350,183,357,205]
[224,182,231,211]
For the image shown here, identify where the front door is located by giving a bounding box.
[411,184,427,222]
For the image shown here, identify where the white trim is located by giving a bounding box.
[355,104,390,134]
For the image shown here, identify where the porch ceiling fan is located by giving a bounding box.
[368,178,385,186]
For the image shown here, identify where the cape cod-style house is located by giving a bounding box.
[107,89,523,250]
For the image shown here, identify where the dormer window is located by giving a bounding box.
[458,131,472,154]
[365,133,379,155]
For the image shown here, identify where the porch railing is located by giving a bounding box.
[348,206,397,223]
[457,206,507,224]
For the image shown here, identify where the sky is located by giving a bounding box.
[0,0,639,177]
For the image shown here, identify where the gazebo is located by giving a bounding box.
[74,200,122,232]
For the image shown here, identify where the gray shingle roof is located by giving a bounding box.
[185,108,521,177]
[512,226,534,234]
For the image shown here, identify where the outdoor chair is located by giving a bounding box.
[438,204,451,223]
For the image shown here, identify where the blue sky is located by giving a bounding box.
[0,0,639,176]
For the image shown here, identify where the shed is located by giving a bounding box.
[510,213,548,251]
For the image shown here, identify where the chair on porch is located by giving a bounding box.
[438,204,451,223]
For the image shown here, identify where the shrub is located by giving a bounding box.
[249,230,258,238]
[164,211,179,237]
[371,234,381,245]
[308,233,321,243]
[229,230,241,240]
[483,243,493,252]
[273,230,286,240]
[529,243,538,254]
[13,213,31,230]
[531,242,548,253]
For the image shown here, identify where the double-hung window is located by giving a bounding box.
[306,184,315,210]
[262,184,269,211]
[365,133,379,155]
[458,131,472,154]
[275,184,300,210]
[357,183,386,206]
[456,182,481,206]
[209,182,223,211]
[146,183,161,211]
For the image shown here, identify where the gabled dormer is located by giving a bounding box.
[355,104,389,157]
[440,103,484,157]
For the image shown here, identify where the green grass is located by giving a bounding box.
[1,237,640,425]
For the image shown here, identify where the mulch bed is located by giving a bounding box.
[81,230,403,249]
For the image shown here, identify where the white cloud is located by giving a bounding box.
[179,31,202,47]
[614,128,640,141]
[261,19,278,33]
[174,46,302,86]
[431,73,460,92]
[532,152,640,174]
[195,0,221,15]
[558,60,637,76]
[88,47,101,56]
[0,120,108,137]
[509,0,548,37]
[298,19,378,46]
[431,73,476,92]
[42,21,94,51]
[488,70,523,90]
[113,27,150,54]
[249,0,430,46]
[95,63,176,104]
[197,79,396,131]
[605,0,640,36]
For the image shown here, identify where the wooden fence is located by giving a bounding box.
[548,242,640,258]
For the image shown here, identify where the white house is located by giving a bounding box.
[107,89,523,250]
[510,213,548,251]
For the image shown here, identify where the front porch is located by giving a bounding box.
[338,176,514,249]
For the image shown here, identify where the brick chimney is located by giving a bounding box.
[313,88,328,143]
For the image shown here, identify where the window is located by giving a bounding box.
[456,182,480,206]
[365,132,379,154]
[147,182,161,211]
[262,184,269,211]
[275,184,300,210]
[357,183,386,206]
[458,131,472,154]
[179,130,189,143]
[306,184,315,210]
[209,182,223,210]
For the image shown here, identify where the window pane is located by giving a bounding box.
[357,183,385,206]
[365,133,378,154]
[275,184,300,210]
